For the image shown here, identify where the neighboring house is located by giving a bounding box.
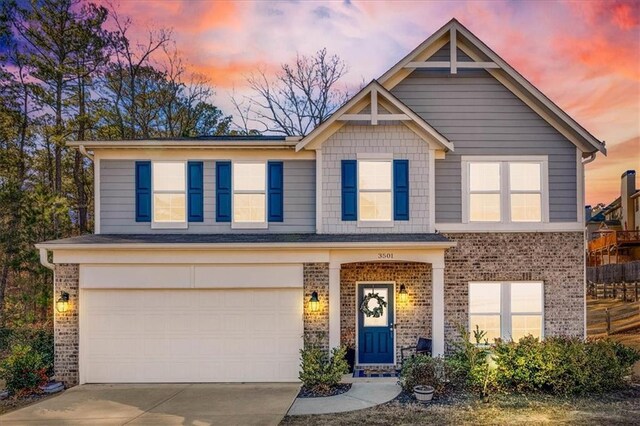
[37,19,606,387]
[586,170,640,265]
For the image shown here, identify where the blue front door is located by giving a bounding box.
[358,283,394,364]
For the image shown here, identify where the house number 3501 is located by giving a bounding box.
[378,253,394,259]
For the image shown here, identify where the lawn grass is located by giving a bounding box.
[281,386,640,425]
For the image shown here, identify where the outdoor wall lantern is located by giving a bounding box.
[309,291,320,312]
[56,291,70,313]
[398,284,408,303]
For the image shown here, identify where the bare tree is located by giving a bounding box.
[235,48,349,136]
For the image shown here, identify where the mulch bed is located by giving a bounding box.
[297,383,352,398]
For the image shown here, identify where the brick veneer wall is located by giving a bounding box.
[321,123,430,233]
[303,263,330,352]
[53,264,79,387]
[443,232,585,351]
[340,262,432,364]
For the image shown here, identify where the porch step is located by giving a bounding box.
[353,367,399,378]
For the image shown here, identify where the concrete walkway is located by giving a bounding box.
[287,382,401,415]
[1,383,300,425]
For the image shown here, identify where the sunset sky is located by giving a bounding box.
[100,0,639,206]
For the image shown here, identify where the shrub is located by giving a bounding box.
[448,325,498,396]
[492,336,640,395]
[0,344,48,396]
[299,340,349,394]
[1,326,54,377]
[400,355,463,395]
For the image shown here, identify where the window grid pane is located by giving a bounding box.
[511,315,542,341]
[509,163,541,191]
[470,194,501,222]
[359,192,392,221]
[510,193,542,222]
[234,163,266,191]
[233,194,265,222]
[469,163,500,191]
[359,161,392,190]
[153,194,185,222]
[470,315,501,343]
[153,162,185,191]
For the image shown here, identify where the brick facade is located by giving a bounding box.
[53,264,79,387]
[340,262,432,364]
[303,263,330,352]
[443,232,585,351]
[321,123,430,233]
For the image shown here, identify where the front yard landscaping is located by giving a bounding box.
[282,386,640,425]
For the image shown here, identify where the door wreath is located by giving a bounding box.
[360,292,388,318]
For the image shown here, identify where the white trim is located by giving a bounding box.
[357,157,394,224]
[450,26,457,74]
[429,149,436,233]
[339,114,411,121]
[355,281,397,366]
[469,281,545,342]
[67,140,300,149]
[577,149,585,225]
[231,160,268,229]
[461,156,549,225]
[329,262,341,350]
[436,222,584,232]
[316,149,323,234]
[151,161,188,229]
[94,156,100,234]
[356,152,394,160]
[403,61,500,70]
[95,149,314,161]
[357,220,395,228]
[432,266,445,356]
[371,88,378,125]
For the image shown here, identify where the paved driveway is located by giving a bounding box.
[0,383,300,425]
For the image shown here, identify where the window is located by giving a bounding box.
[464,157,547,224]
[469,282,543,342]
[358,160,392,222]
[233,162,266,225]
[152,162,186,226]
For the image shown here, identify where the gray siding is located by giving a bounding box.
[100,159,315,233]
[391,53,578,223]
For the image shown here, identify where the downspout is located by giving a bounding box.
[580,149,597,340]
[39,248,54,271]
[78,145,94,162]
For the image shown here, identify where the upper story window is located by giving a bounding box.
[463,156,548,224]
[469,281,543,343]
[359,160,392,222]
[233,162,267,227]
[152,162,187,227]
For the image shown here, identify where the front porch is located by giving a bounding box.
[303,247,448,368]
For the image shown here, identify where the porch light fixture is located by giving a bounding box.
[399,285,408,303]
[56,291,70,313]
[309,291,320,312]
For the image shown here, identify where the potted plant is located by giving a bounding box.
[413,385,434,402]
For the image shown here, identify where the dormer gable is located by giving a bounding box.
[295,80,453,153]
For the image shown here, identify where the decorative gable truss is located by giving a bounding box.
[296,80,453,153]
[378,19,606,156]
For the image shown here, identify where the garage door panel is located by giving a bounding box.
[82,288,303,383]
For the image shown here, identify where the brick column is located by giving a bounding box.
[303,263,330,352]
[53,264,79,387]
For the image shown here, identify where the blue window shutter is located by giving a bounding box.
[394,159,409,221]
[188,161,204,222]
[135,161,151,222]
[216,161,231,222]
[342,160,357,221]
[268,161,284,222]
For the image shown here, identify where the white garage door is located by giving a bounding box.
[82,289,303,383]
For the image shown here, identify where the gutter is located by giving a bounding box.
[39,248,55,270]
[35,241,457,251]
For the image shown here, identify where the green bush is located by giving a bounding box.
[0,326,54,377]
[299,342,349,394]
[0,344,48,396]
[448,325,498,396]
[400,355,463,395]
[492,336,640,395]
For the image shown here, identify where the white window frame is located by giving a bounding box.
[231,160,268,229]
[462,156,549,226]
[356,153,394,228]
[469,281,545,342]
[151,160,188,229]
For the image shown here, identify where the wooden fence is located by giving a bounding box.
[587,301,640,336]
[587,261,640,301]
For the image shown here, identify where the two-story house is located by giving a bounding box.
[37,19,606,387]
